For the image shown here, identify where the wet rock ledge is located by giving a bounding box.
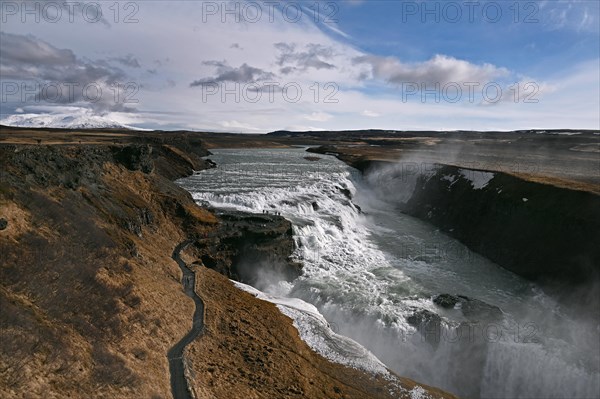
[187,210,302,285]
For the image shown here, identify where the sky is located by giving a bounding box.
[0,0,599,132]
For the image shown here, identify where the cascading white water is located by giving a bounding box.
[178,148,600,398]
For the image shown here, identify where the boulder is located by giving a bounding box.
[433,293,459,308]
[406,309,443,347]
[433,294,503,322]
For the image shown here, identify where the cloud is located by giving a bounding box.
[2,1,595,131]
[111,54,141,68]
[0,32,133,112]
[353,54,509,86]
[540,0,599,33]
[275,42,336,74]
[153,58,170,67]
[0,32,76,67]
[319,23,351,39]
[190,61,275,86]
[304,112,333,122]
[362,110,380,117]
[485,79,557,106]
[220,119,262,131]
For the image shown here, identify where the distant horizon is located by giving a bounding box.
[2,121,599,136]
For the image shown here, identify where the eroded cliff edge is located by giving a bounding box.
[0,139,455,399]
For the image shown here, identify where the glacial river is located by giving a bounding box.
[178,147,599,399]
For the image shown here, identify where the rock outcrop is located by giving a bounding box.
[188,210,302,285]
[433,294,503,322]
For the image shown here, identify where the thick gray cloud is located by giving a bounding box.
[352,54,508,86]
[190,61,275,86]
[0,32,134,112]
[0,32,75,66]
[274,42,336,74]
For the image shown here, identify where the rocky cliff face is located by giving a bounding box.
[358,159,600,293]
[187,210,302,285]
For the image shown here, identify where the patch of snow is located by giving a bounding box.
[233,280,390,376]
[459,169,495,189]
[441,174,458,190]
[0,112,150,130]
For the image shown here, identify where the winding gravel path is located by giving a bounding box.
[167,240,204,399]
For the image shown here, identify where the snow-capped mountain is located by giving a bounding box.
[0,113,148,130]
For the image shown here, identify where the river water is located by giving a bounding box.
[177,147,599,398]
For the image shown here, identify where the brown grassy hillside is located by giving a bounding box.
[0,144,216,398]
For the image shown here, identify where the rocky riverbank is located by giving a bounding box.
[0,130,455,398]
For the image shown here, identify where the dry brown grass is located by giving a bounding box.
[0,201,32,242]
[185,205,218,224]
[508,172,600,195]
